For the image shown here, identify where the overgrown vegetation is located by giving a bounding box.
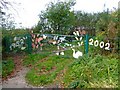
[2,58,15,78]
[24,50,118,88]
[24,49,73,86]
[1,0,119,88]
[63,54,118,88]
[23,52,51,67]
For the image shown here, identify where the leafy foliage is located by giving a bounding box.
[63,54,118,88]
[35,0,76,34]
[74,11,98,28]
[24,47,118,88]
[2,58,15,78]
[23,52,51,67]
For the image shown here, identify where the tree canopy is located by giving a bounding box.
[35,0,76,34]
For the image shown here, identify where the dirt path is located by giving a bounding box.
[2,53,64,88]
[2,66,30,88]
[2,55,43,88]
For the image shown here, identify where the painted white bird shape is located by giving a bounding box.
[72,49,83,59]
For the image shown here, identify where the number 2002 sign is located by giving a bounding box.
[89,38,110,50]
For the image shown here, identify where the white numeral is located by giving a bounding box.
[99,41,104,48]
[94,40,99,47]
[89,38,94,45]
[105,43,110,50]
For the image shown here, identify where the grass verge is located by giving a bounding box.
[63,54,118,88]
[23,52,51,67]
[24,48,118,88]
[2,58,15,78]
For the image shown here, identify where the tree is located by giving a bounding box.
[96,9,111,32]
[74,11,99,30]
[36,0,76,34]
[0,0,17,30]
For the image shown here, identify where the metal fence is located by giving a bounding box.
[2,32,120,54]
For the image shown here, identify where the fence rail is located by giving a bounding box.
[2,33,120,54]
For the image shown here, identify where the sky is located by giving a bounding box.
[6,0,120,28]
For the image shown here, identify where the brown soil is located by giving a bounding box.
[2,54,24,81]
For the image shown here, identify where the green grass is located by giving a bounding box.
[42,44,58,52]
[24,44,118,88]
[2,58,15,78]
[23,52,51,67]
[25,49,74,86]
[63,54,118,88]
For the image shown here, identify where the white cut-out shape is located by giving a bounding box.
[10,46,12,50]
[73,32,77,35]
[60,51,64,55]
[72,49,83,59]
[52,41,57,45]
[64,43,69,46]
[81,41,83,45]
[64,44,66,47]
[14,37,17,41]
[16,41,20,47]
[105,43,110,50]
[69,44,72,46]
[89,38,94,45]
[56,52,60,55]
[57,46,60,50]
[31,30,33,33]
[76,31,79,36]
[72,45,75,47]
[53,36,56,40]
[43,34,47,39]
[99,41,104,48]
[53,36,58,40]
[11,43,16,48]
[32,39,34,42]
[94,40,99,47]
[37,34,39,37]
[23,37,26,40]
[59,36,66,42]
[79,37,82,41]
[62,46,66,50]
[25,36,27,39]
[75,37,79,40]
[20,39,24,44]
[33,35,35,38]
[21,47,26,50]
[78,42,81,46]
[20,39,24,42]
